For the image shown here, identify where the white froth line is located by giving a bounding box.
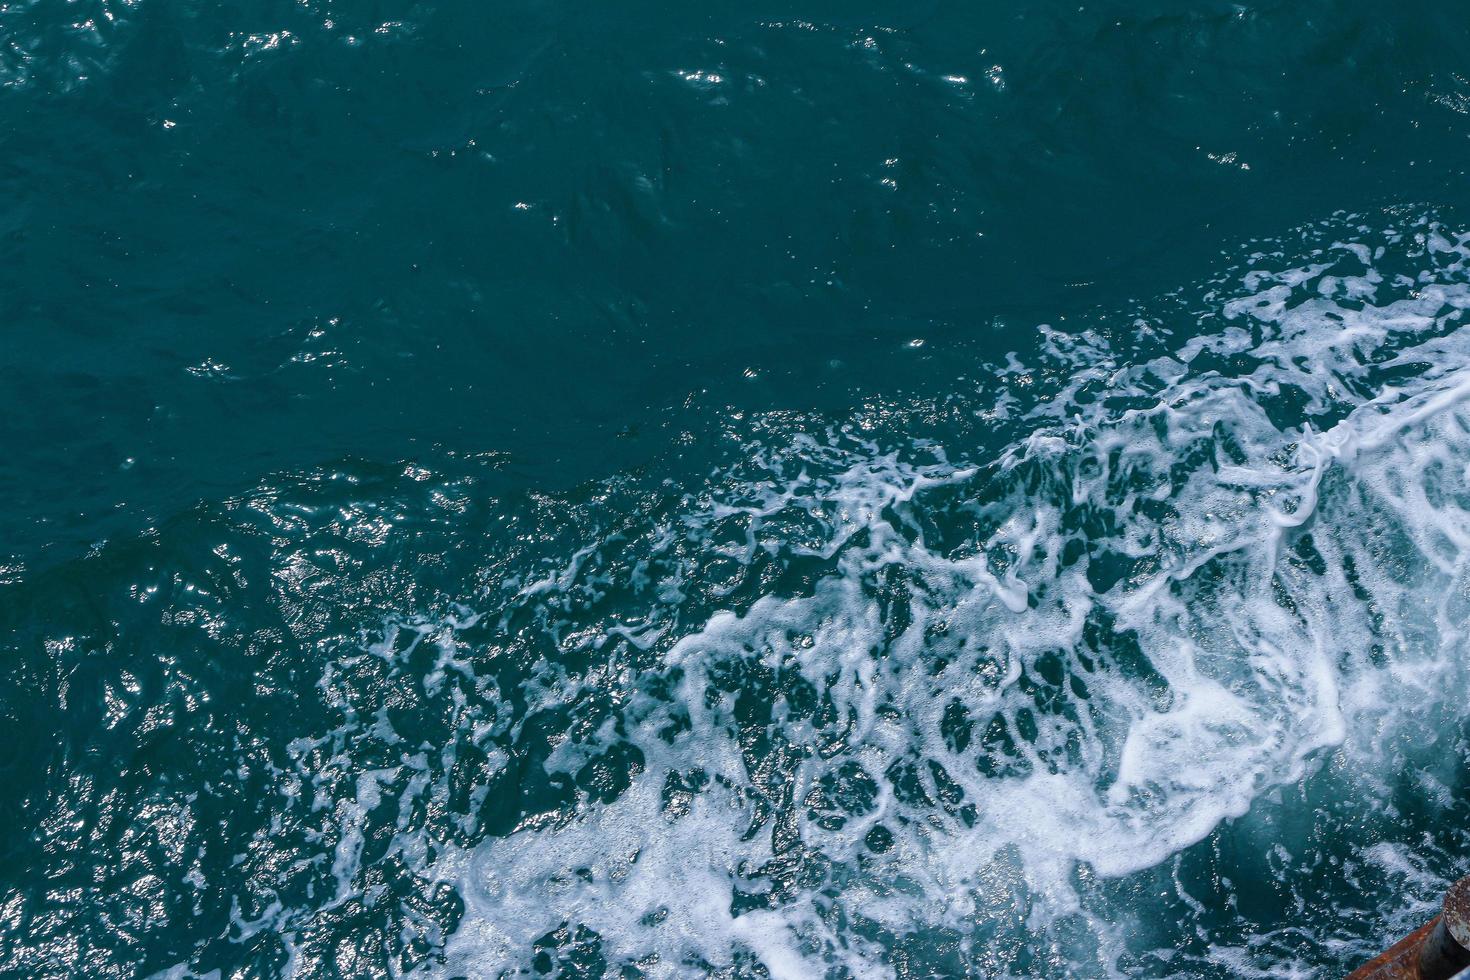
[1352,372,1470,453]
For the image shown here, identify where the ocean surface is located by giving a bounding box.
[5,1,1470,976]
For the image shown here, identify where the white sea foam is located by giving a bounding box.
[261,214,1470,977]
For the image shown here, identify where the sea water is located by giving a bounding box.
[5,2,1470,978]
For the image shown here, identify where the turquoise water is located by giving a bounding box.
[5,2,1470,976]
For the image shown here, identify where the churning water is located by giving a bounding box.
[6,2,1470,978]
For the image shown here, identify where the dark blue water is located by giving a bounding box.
[5,1,1470,976]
